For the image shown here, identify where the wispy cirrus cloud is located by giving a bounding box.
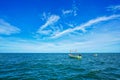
[72,0,78,16]
[107,5,120,12]
[62,10,73,15]
[41,12,47,21]
[0,19,20,35]
[62,10,77,17]
[51,14,120,38]
[37,15,60,35]
[1,32,120,53]
[62,9,77,16]
[62,0,78,16]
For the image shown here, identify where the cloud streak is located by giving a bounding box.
[0,19,20,35]
[37,15,60,34]
[62,10,73,15]
[1,33,120,53]
[107,5,120,12]
[51,14,120,38]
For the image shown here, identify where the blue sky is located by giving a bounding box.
[0,0,120,53]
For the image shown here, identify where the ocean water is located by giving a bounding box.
[0,53,120,80]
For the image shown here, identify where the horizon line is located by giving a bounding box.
[0,52,120,54]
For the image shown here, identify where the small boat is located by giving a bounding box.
[94,53,98,57]
[69,54,82,59]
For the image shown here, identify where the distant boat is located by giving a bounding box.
[94,53,98,57]
[69,54,82,59]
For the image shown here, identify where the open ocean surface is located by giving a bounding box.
[0,53,120,80]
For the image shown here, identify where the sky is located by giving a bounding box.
[0,0,120,53]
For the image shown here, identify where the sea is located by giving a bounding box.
[0,53,120,80]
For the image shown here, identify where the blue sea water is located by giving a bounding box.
[0,53,120,80]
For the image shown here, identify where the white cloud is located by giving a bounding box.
[41,12,47,21]
[37,15,60,34]
[73,6,77,16]
[1,18,120,53]
[0,19,20,35]
[107,5,120,12]
[72,0,78,16]
[41,12,51,21]
[39,30,52,35]
[62,1,78,16]
[51,14,120,38]
[62,10,73,15]
[1,33,120,53]
[67,23,74,27]
[62,7,78,16]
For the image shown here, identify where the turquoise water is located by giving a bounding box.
[0,53,120,80]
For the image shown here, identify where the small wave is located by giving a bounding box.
[104,67,119,72]
[85,70,101,78]
[104,72,120,79]
[69,67,86,72]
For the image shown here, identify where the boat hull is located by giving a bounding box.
[69,54,82,59]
